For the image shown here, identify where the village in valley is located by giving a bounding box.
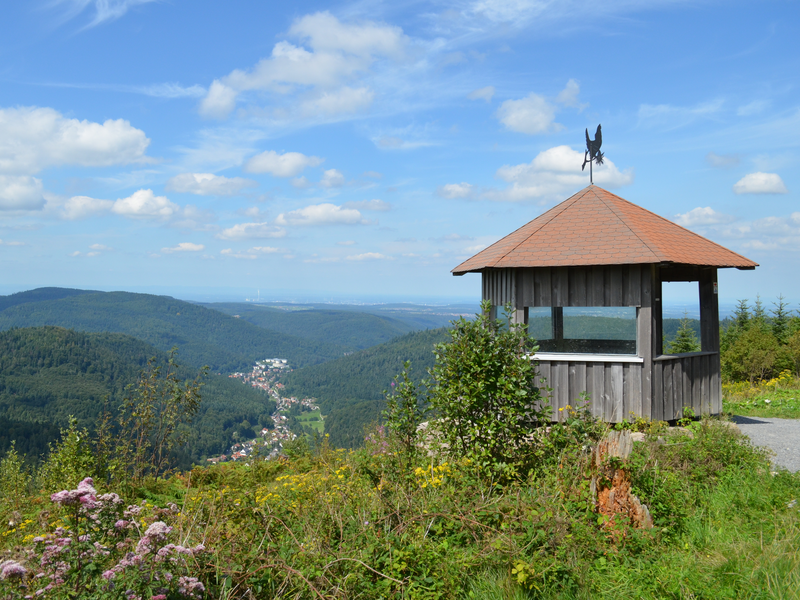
[206,358,322,464]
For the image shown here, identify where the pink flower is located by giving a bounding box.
[0,560,27,580]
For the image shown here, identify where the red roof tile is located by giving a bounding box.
[452,185,758,274]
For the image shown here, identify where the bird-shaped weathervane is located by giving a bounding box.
[581,124,604,184]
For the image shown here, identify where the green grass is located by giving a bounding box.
[723,377,800,419]
[295,407,325,433]
[4,416,799,599]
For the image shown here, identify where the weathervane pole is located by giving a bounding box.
[582,124,604,185]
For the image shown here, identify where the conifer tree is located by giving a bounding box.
[667,312,701,354]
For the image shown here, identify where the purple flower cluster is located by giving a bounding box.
[0,560,27,580]
[3,479,208,599]
[365,425,390,455]
[50,477,97,508]
[178,576,205,598]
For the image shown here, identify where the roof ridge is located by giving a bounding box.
[604,189,758,266]
[597,191,664,262]
[482,187,584,268]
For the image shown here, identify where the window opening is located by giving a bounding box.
[661,281,701,354]
[529,306,637,354]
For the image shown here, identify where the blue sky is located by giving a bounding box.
[0,0,797,306]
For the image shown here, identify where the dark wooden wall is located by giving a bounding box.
[481,264,722,421]
[652,352,721,420]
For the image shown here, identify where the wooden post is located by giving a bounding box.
[699,268,722,412]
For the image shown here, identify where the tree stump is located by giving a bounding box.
[591,429,653,532]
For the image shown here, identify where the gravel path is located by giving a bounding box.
[732,416,800,472]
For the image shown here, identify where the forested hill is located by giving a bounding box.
[0,287,98,312]
[0,289,349,372]
[281,328,450,448]
[205,303,413,349]
[0,327,276,464]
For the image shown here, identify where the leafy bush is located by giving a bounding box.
[424,301,550,480]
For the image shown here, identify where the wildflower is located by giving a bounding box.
[51,478,97,508]
[177,576,205,598]
[0,560,27,580]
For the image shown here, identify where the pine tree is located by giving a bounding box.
[771,294,790,344]
[667,312,701,354]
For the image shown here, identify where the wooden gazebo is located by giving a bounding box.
[452,185,758,422]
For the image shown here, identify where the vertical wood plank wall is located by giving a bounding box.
[481,265,721,421]
[652,353,721,419]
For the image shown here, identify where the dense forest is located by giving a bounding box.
[720,297,800,383]
[0,289,349,372]
[281,318,702,447]
[205,303,413,349]
[0,327,276,464]
[282,328,450,447]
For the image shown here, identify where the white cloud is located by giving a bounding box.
[0,239,24,246]
[437,182,474,199]
[709,212,800,252]
[217,222,287,240]
[135,83,206,99]
[162,242,205,254]
[112,189,180,219]
[675,207,736,227]
[637,99,724,128]
[299,87,374,117]
[363,171,383,178]
[468,86,495,102]
[733,172,788,195]
[49,0,159,28]
[199,81,239,119]
[170,204,217,231]
[221,246,281,259]
[737,100,770,116]
[376,136,405,149]
[555,79,584,109]
[0,107,150,175]
[276,203,364,226]
[244,150,324,177]
[221,248,255,259]
[320,168,345,188]
[345,252,390,261]
[61,195,114,219]
[291,176,312,188]
[706,152,740,168]
[89,243,112,251]
[343,199,391,211]
[199,11,407,120]
[436,233,475,242]
[487,145,633,202]
[166,173,258,196]
[496,93,561,135]
[337,240,356,246]
[0,176,46,210]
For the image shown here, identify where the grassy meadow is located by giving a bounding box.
[1,412,799,599]
[723,370,800,419]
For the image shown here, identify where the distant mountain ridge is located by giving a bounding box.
[0,288,350,372]
[204,303,414,349]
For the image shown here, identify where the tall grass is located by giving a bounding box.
[1,417,799,599]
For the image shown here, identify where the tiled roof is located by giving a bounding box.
[452,185,758,274]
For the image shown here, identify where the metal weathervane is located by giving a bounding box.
[581,124,604,184]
